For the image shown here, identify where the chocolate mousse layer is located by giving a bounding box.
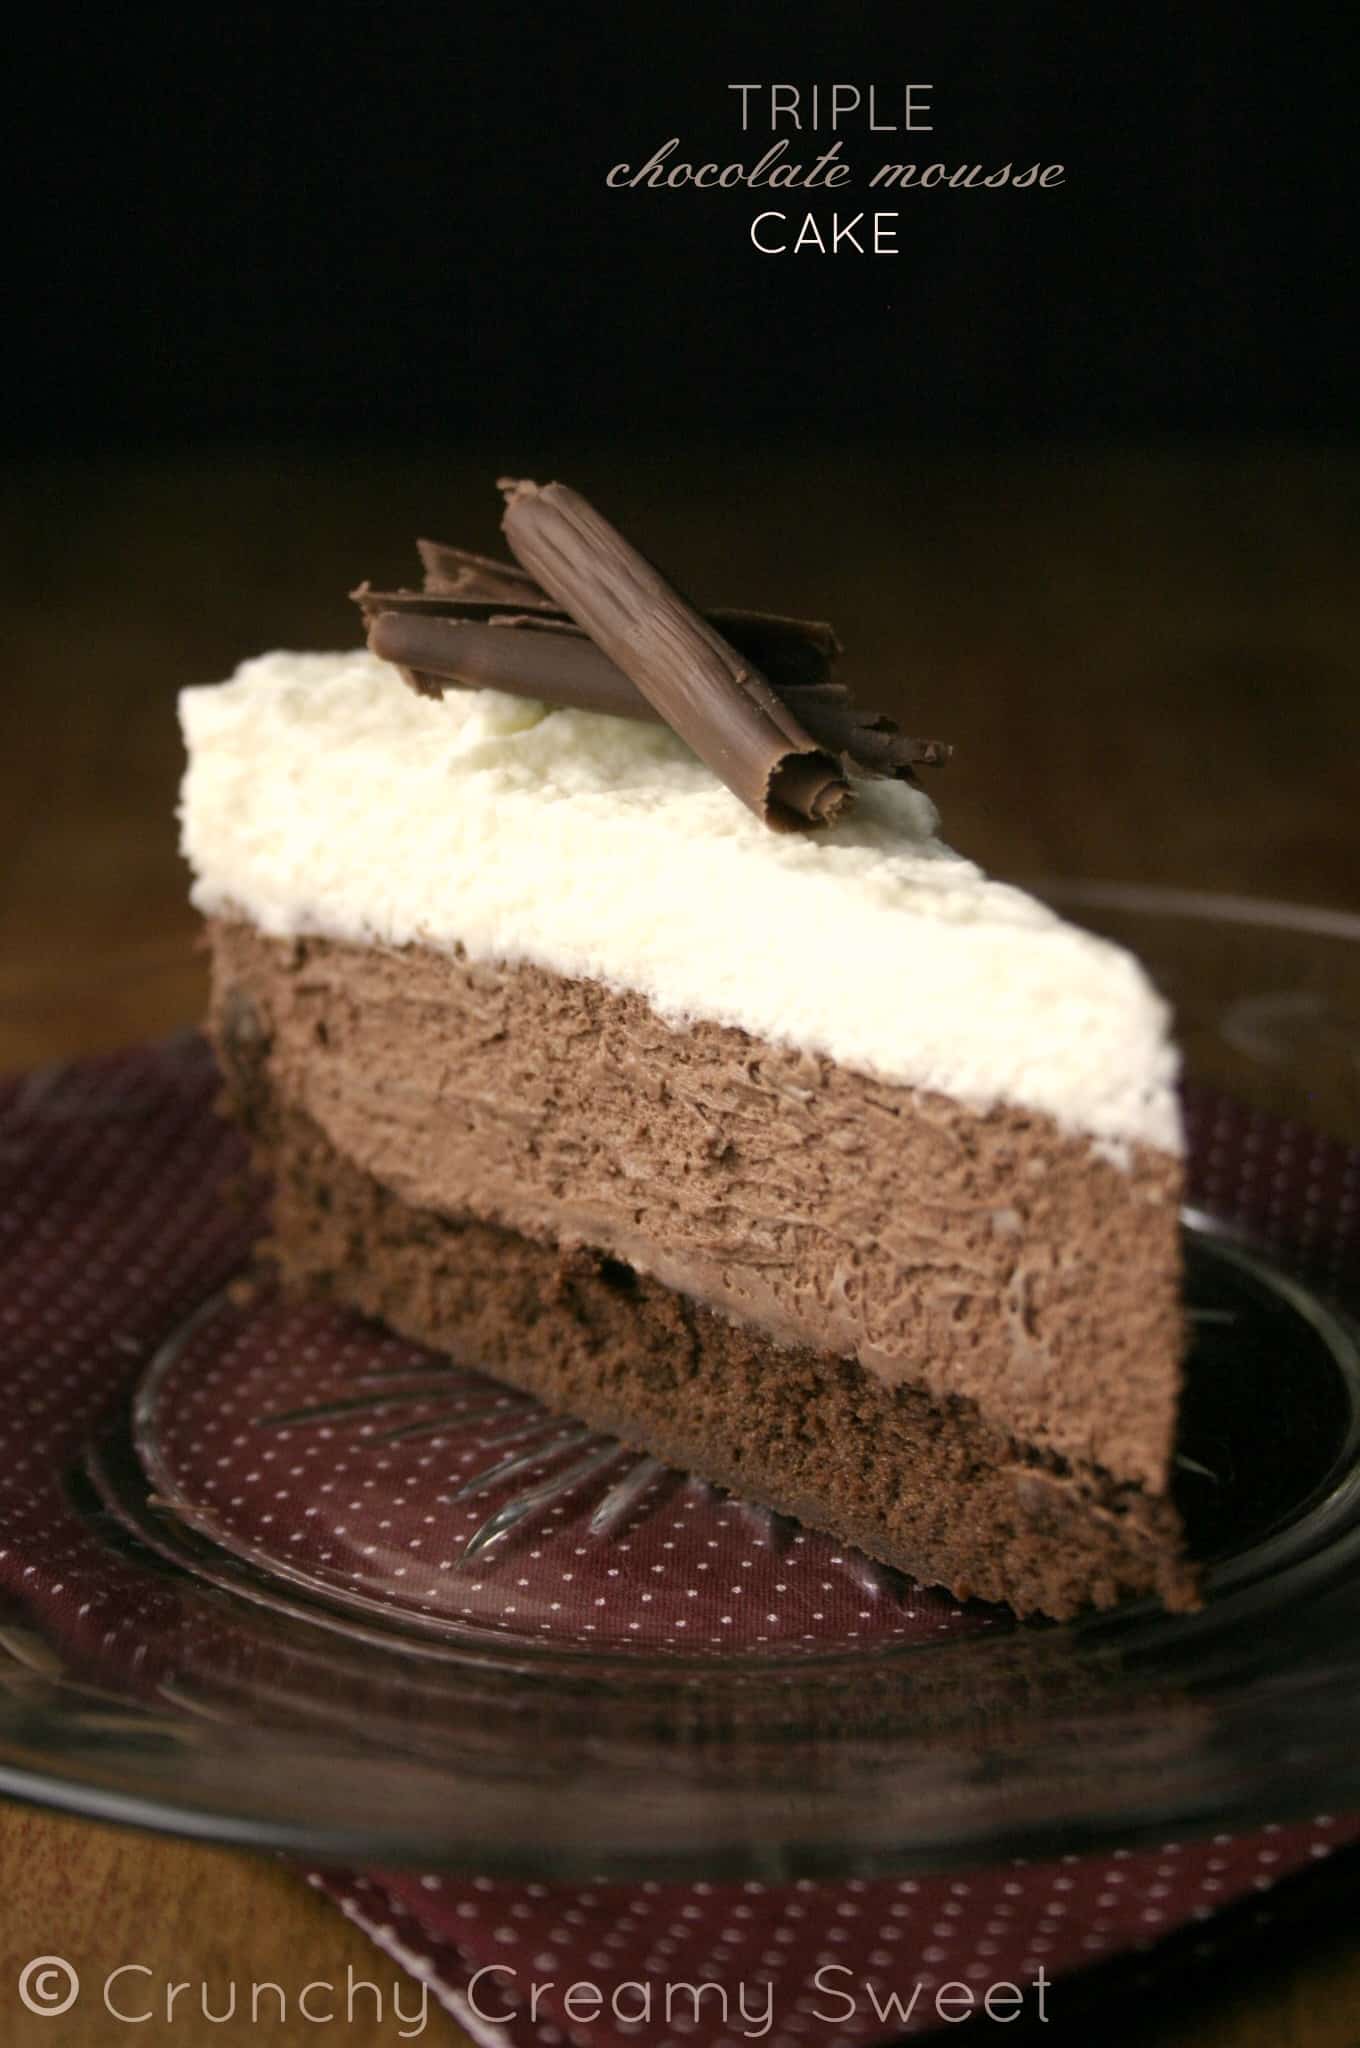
[208,920,1185,1495]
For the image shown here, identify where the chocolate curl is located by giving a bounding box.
[498,479,852,831]
[354,582,842,690]
[366,607,952,776]
[786,688,954,774]
[352,583,565,627]
[416,539,551,607]
[415,541,845,690]
[355,548,951,778]
[370,611,652,718]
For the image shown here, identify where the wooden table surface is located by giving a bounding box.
[0,449,1357,2044]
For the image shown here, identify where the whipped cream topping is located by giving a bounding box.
[179,651,1181,1154]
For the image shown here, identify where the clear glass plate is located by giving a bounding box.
[1,884,1358,1878]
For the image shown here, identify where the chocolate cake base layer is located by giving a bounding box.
[229,1066,1196,1622]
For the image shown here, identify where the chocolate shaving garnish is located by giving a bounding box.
[352,583,543,627]
[354,579,843,692]
[419,541,847,689]
[370,612,654,719]
[416,540,552,607]
[355,504,952,797]
[366,607,951,777]
[497,479,851,831]
[782,686,954,774]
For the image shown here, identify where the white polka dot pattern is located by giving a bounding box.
[318,1819,1359,2046]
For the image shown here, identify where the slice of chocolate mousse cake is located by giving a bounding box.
[178,484,1194,1620]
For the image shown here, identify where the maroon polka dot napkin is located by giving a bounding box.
[315,1823,1358,2044]
[1,1041,1358,2045]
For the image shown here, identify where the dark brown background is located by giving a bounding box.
[4,4,1359,2042]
